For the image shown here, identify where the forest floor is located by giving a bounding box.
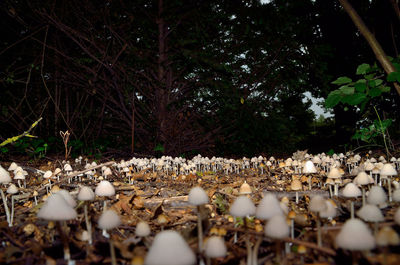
[1,155,400,265]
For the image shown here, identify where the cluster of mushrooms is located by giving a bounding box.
[0,151,400,264]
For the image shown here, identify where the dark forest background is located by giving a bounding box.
[0,0,399,159]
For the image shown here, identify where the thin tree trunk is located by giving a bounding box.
[339,0,400,96]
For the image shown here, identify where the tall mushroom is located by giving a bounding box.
[78,186,95,244]
[98,209,121,265]
[37,193,77,263]
[0,165,12,225]
[188,186,209,252]
[230,195,256,265]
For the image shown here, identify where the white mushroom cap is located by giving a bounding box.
[380,163,397,176]
[55,189,77,207]
[43,170,52,179]
[303,161,317,174]
[341,183,362,198]
[144,230,196,265]
[136,221,151,237]
[335,218,375,251]
[77,186,95,201]
[204,236,227,258]
[309,195,326,213]
[8,162,18,171]
[356,204,384,222]
[64,164,73,171]
[256,193,283,220]
[95,180,115,197]
[14,170,25,180]
[367,186,387,206]
[0,165,11,184]
[239,181,252,195]
[37,193,77,221]
[103,167,113,177]
[327,167,342,179]
[264,214,289,239]
[6,184,18,194]
[229,196,256,217]
[353,171,371,186]
[188,186,208,206]
[98,209,121,230]
[319,199,337,219]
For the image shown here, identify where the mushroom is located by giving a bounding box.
[309,195,326,247]
[367,185,387,208]
[7,183,18,226]
[327,167,343,196]
[254,193,284,263]
[0,165,12,225]
[302,161,317,190]
[341,182,362,218]
[188,186,209,252]
[239,181,252,195]
[356,204,384,235]
[95,180,115,210]
[98,209,121,265]
[37,193,77,263]
[135,220,151,245]
[144,230,196,265]
[78,186,95,244]
[204,236,227,265]
[353,171,371,206]
[380,163,397,202]
[264,214,290,263]
[290,179,302,204]
[230,195,256,265]
[335,218,375,263]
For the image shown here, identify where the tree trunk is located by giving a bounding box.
[338,0,400,96]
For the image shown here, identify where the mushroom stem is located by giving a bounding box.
[245,236,252,265]
[56,220,71,262]
[328,185,333,198]
[244,217,252,265]
[388,178,392,202]
[196,205,203,251]
[84,203,92,244]
[290,219,295,239]
[361,187,366,206]
[10,196,14,227]
[0,189,10,225]
[109,238,117,265]
[350,201,355,219]
[295,191,299,204]
[252,236,262,265]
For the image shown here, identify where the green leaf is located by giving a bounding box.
[374,79,383,86]
[341,93,367,105]
[325,90,341,108]
[387,71,400,82]
[356,63,370,75]
[368,87,382,97]
[365,74,375,80]
[381,86,391,93]
[331,76,352,85]
[339,86,354,95]
[393,63,400,71]
[354,82,366,92]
